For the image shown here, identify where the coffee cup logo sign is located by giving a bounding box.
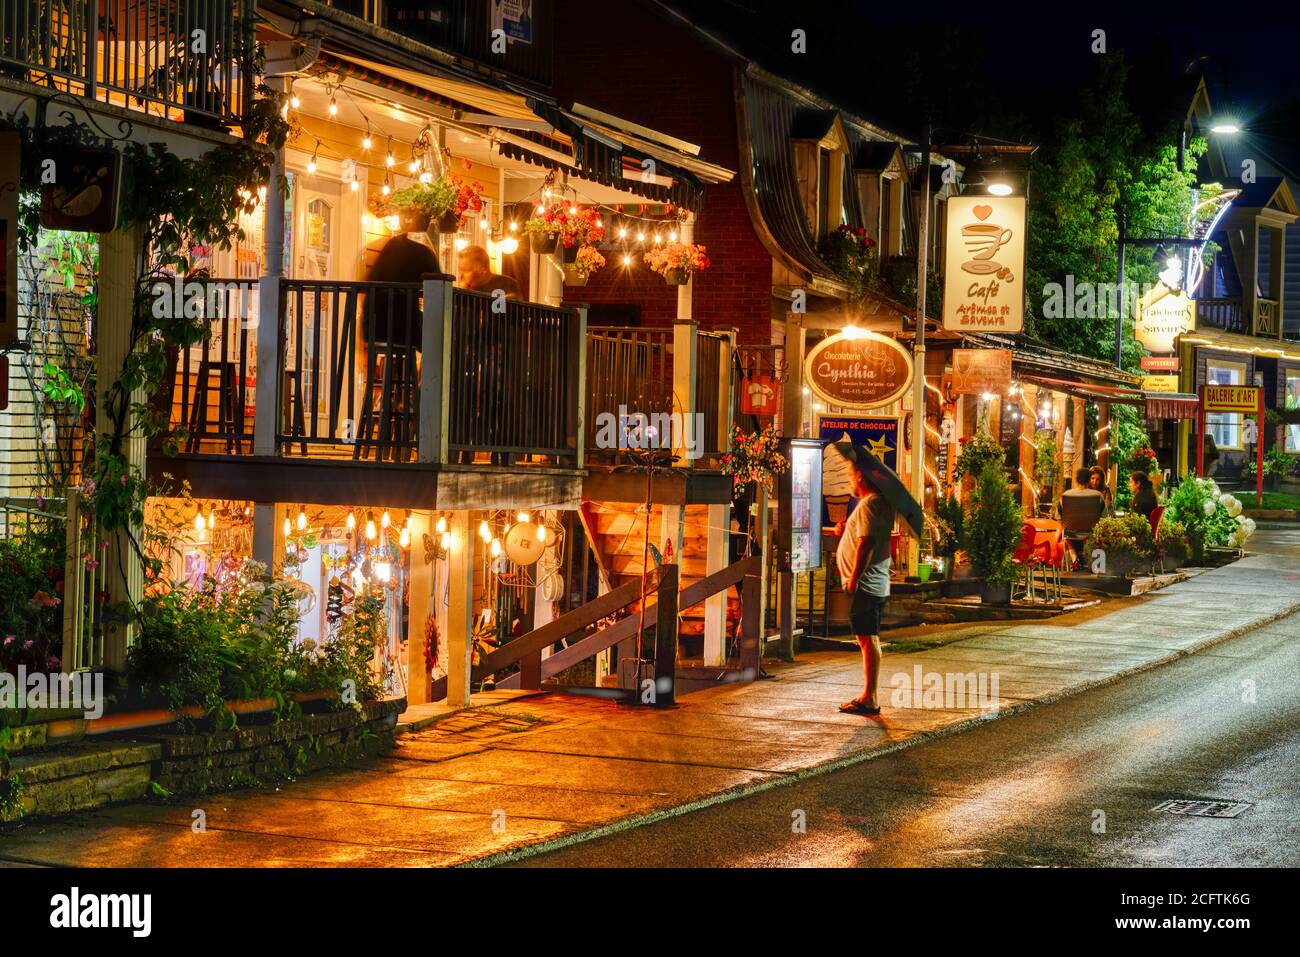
[1135,285,1194,354]
[804,330,913,410]
[942,195,1026,333]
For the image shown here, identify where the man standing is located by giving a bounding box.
[835,458,895,716]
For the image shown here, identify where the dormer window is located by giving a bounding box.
[792,110,849,241]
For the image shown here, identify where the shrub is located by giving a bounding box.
[934,492,964,560]
[1086,513,1156,565]
[0,520,68,674]
[964,462,1023,584]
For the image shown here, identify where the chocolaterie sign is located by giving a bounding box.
[804,329,913,409]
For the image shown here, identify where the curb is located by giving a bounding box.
[458,594,1300,868]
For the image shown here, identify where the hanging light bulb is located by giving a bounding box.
[435,515,448,534]
[365,514,377,541]
[622,254,632,266]
[350,178,359,192]
[381,510,391,529]
[328,94,338,117]
[440,531,451,552]
[346,511,357,531]
[490,538,502,558]
[194,512,205,533]
[569,205,578,215]
[536,524,547,543]
[352,566,366,589]
[618,226,628,239]
[206,508,215,530]
[362,125,373,150]
[296,507,307,531]
[478,519,492,542]
[508,220,518,232]
[517,511,530,523]
[306,152,318,174]
[385,152,395,168]
[535,203,546,215]
[399,526,411,548]
[283,516,292,537]
[637,231,646,242]
[408,158,420,173]
[669,230,678,242]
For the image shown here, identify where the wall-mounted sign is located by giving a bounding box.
[950,348,1012,395]
[1141,374,1180,394]
[1,131,18,347]
[491,0,534,43]
[804,329,913,409]
[942,195,1026,333]
[39,145,121,233]
[819,415,898,528]
[1140,355,1180,372]
[740,374,777,416]
[1202,385,1261,415]
[1135,285,1194,354]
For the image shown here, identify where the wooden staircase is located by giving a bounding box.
[579,501,738,649]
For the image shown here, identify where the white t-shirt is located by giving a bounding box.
[835,494,894,597]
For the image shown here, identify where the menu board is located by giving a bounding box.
[788,441,823,572]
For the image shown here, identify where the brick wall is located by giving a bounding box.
[553,0,776,345]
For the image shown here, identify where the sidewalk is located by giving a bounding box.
[3,536,1298,868]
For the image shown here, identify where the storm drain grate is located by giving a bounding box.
[1151,799,1253,818]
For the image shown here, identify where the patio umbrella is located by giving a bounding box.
[834,441,923,538]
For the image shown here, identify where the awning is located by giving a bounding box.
[1020,374,1145,406]
[1144,393,1200,420]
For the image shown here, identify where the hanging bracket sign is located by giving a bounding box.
[804,329,913,410]
[942,195,1026,333]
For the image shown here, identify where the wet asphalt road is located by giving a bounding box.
[515,525,1300,867]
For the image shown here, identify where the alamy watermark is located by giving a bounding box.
[1040,278,1169,320]
[0,666,104,719]
[592,405,706,461]
[889,665,1001,714]
[151,277,257,325]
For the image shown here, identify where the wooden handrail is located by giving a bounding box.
[495,555,763,693]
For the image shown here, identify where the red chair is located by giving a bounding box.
[1011,522,1042,602]
[1028,518,1066,601]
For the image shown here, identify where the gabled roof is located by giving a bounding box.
[1231,177,1299,215]
[854,141,904,173]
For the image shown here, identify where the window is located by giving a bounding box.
[1285,369,1300,453]
[817,148,832,238]
[1206,359,1246,449]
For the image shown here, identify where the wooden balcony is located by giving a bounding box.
[0,0,255,127]
[1196,296,1282,339]
[155,277,586,507]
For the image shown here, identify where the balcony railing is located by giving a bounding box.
[584,324,736,466]
[316,0,554,87]
[166,277,585,467]
[1196,296,1282,339]
[0,0,254,126]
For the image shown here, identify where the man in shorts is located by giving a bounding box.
[835,458,895,716]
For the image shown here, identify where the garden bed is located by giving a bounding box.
[1,696,404,823]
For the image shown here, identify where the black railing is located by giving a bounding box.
[316,0,553,87]
[0,0,254,126]
[170,278,257,453]
[448,289,581,465]
[585,326,674,460]
[279,279,424,463]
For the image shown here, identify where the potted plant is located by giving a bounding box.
[1156,517,1191,569]
[389,174,483,234]
[817,224,878,309]
[564,246,606,286]
[1086,513,1157,578]
[964,461,1023,605]
[933,492,964,581]
[953,429,1006,487]
[524,203,606,257]
[720,424,789,490]
[644,241,711,285]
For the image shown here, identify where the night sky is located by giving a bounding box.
[662,1,1300,169]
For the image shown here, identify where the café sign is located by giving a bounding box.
[804,329,913,410]
[1135,285,1194,354]
[950,348,1012,395]
[942,195,1026,334]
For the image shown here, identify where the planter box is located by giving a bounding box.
[2,697,404,823]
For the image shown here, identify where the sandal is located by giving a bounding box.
[838,699,882,716]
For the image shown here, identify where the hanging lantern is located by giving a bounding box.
[283,516,291,537]
[536,524,547,543]
[490,538,502,558]
[365,514,377,541]
[381,510,391,529]
[399,527,411,548]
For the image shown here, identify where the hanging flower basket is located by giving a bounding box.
[564,246,605,286]
[645,242,710,286]
[436,211,461,233]
[530,232,558,255]
[384,173,483,235]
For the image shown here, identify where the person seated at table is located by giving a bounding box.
[456,245,520,298]
[1088,466,1114,512]
[1128,470,1158,519]
[1061,468,1107,567]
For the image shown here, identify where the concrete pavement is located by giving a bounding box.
[2,525,1297,867]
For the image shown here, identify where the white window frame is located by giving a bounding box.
[1206,359,1247,450]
